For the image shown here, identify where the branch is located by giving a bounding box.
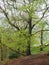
[0,43,25,56]
[32,29,49,36]
[45,21,49,26]
[44,44,49,48]
[31,7,49,30]
[7,2,18,10]
[32,7,49,29]
[39,43,49,49]
[0,6,20,30]
[36,7,49,12]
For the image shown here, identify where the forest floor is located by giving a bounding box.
[1,52,49,65]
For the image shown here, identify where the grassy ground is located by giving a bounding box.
[31,46,49,54]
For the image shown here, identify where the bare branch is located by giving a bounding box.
[31,7,49,30]
[32,29,49,36]
[45,21,49,26]
[0,6,20,30]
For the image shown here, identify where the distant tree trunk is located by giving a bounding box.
[3,45,7,59]
[40,30,43,51]
[26,18,32,55]
[1,45,3,61]
[0,36,4,61]
[0,36,7,61]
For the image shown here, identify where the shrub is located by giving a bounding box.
[8,52,20,59]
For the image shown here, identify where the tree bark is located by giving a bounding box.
[40,30,43,51]
[26,18,32,55]
[0,37,3,61]
[0,36,3,61]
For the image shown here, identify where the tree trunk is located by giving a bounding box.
[40,30,43,51]
[0,36,4,61]
[1,45,3,61]
[26,36,31,55]
[26,18,32,55]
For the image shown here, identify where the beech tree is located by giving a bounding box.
[0,0,49,56]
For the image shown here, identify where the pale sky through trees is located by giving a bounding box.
[0,0,49,27]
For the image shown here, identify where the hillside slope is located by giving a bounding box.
[2,53,49,65]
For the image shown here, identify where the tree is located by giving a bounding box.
[0,0,49,56]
